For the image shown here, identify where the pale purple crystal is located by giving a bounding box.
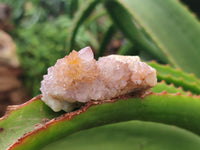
[40,47,157,112]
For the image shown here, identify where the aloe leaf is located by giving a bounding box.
[152,81,187,95]
[84,30,99,50]
[117,40,135,55]
[104,1,171,64]
[110,0,200,77]
[0,82,182,149]
[0,96,64,150]
[69,0,79,18]
[42,121,200,150]
[67,0,100,53]
[96,24,116,58]
[84,8,107,29]
[7,93,200,149]
[149,62,200,94]
[117,40,141,56]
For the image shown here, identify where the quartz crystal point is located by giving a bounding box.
[40,47,157,112]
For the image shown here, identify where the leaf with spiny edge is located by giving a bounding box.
[152,80,188,95]
[149,61,200,95]
[0,96,65,150]
[0,81,195,149]
[2,89,200,149]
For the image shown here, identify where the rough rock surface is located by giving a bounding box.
[40,47,157,112]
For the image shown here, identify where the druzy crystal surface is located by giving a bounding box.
[40,47,157,112]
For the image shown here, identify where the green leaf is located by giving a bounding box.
[7,94,200,149]
[69,0,79,18]
[152,81,187,95]
[67,0,100,53]
[0,81,183,150]
[117,40,139,56]
[149,61,200,95]
[42,121,200,150]
[96,24,116,58]
[108,0,200,77]
[0,96,64,150]
[104,1,171,64]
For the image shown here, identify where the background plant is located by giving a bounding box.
[1,0,109,96]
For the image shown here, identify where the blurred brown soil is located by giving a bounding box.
[0,28,30,117]
[0,64,29,116]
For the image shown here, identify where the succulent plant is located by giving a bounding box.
[1,0,200,149]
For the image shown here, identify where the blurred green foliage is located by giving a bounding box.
[1,0,71,26]
[16,16,70,96]
[1,0,108,96]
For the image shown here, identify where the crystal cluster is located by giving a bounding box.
[40,47,157,112]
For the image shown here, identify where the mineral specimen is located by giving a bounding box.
[40,47,157,112]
